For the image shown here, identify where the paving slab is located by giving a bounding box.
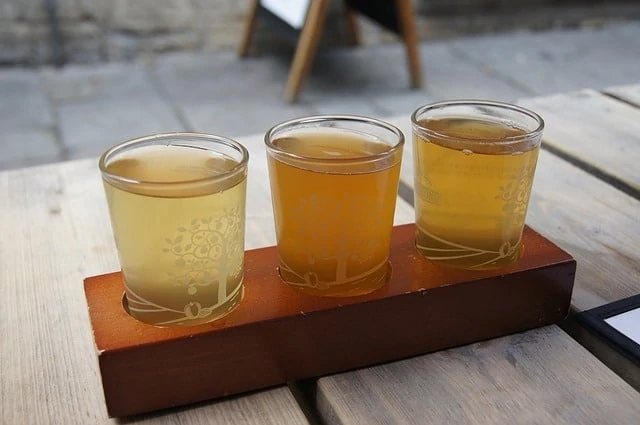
[153,51,317,137]
[305,45,413,96]
[371,89,435,118]
[607,21,640,53]
[1,21,639,171]
[305,41,530,104]
[304,45,423,117]
[42,62,184,158]
[305,41,529,115]
[153,51,295,103]
[449,23,640,97]
[417,41,531,101]
[177,97,320,139]
[307,94,387,117]
[43,62,168,103]
[0,129,60,170]
[0,69,54,131]
[0,69,61,169]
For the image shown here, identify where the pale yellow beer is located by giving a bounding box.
[265,117,404,297]
[100,134,248,327]
[412,102,544,270]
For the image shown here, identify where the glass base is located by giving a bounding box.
[279,262,391,297]
[416,244,525,271]
[122,285,244,328]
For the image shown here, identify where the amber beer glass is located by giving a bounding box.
[99,133,249,327]
[265,116,404,297]
[411,101,544,270]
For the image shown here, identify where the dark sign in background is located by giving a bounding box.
[258,0,402,40]
[346,0,401,34]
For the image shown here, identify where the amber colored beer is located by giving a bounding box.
[412,103,544,270]
[100,134,248,327]
[266,120,403,297]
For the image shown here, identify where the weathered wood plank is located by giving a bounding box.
[315,326,640,425]
[0,156,310,424]
[526,150,640,311]
[0,130,416,424]
[309,112,640,423]
[604,83,640,108]
[519,89,640,194]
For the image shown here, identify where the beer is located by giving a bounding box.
[267,128,402,297]
[103,143,247,326]
[413,117,540,270]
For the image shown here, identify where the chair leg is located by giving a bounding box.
[397,0,423,88]
[238,0,260,57]
[284,0,331,103]
[343,2,361,45]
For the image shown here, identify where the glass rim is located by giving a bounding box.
[264,114,405,163]
[411,100,545,145]
[98,132,249,187]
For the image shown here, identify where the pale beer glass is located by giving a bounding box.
[99,133,249,326]
[412,101,544,270]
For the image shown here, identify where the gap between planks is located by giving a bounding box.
[539,142,639,201]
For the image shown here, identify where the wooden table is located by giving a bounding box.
[1,84,639,424]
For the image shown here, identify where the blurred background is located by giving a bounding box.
[2,0,639,66]
[1,0,639,171]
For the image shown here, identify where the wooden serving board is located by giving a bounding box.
[84,223,575,418]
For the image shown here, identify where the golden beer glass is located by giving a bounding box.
[265,116,404,297]
[412,100,544,270]
[99,133,249,326]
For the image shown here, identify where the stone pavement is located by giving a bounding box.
[1,21,639,171]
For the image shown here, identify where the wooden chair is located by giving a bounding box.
[239,0,423,103]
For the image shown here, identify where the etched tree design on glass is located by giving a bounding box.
[494,162,537,264]
[122,208,244,325]
[165,208,243,297]
[284,193,380,289]
[419,160,537,269]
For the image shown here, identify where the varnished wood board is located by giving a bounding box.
[314,325,640,425]
[519,89,640,193]
[84,224,575,417]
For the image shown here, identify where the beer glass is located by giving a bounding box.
[99,133,249,326]
[265,116,404,297]
[412,101,544,270]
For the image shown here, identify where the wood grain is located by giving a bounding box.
[519,89,640,193]
[526,150,640,311]
[311,120,640,423]
[0,158,309,424]
[0,130,414,424]
[3,96,639,425]
[604,83,640,107]
[315,326,640,425]
[297,102,640,423]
